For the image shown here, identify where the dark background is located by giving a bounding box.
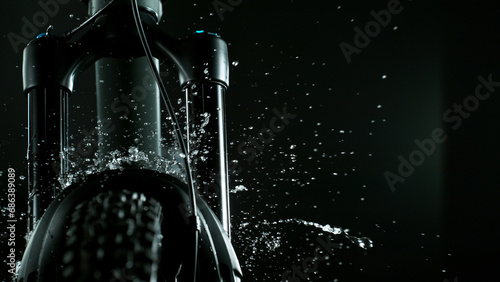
[1,0,499,281]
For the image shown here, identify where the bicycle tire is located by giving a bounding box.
[61,189,163,282]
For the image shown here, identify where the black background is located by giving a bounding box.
[1,0,499,281]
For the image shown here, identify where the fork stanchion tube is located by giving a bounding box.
[174,31,231,236]
[27,87,69,230]
[186,82,231,236]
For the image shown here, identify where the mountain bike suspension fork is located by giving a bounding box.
[23,2,232,237]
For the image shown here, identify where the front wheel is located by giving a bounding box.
[61,189,163,282]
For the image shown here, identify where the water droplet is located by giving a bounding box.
[381,75,387,79]
[231,185,248,193]
[19,175,25,180]
[232,61,239,66]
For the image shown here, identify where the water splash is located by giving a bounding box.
[230,185,248,193]
[259,218,373,250]
[199,112,211,134]
[60,145,186,188]
[235,217,374,279]
[271,219,342,234]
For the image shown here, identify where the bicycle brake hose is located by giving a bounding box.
[131,1,199,281]
[64,0,118,40]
